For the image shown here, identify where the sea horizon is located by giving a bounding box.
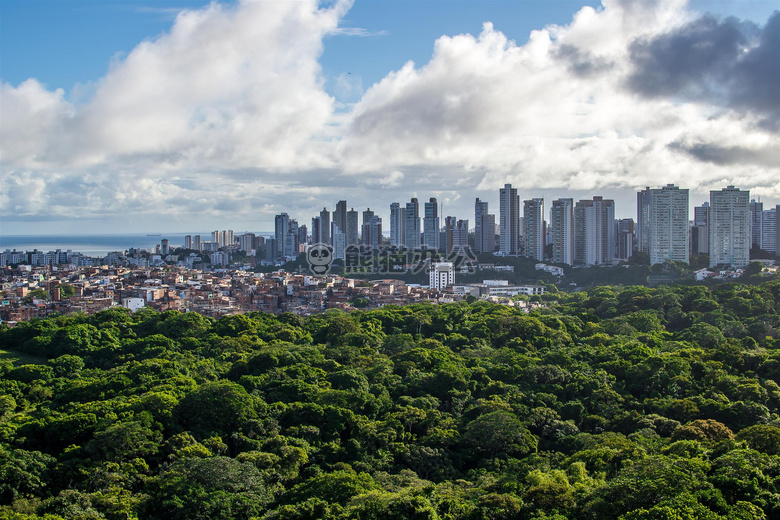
[0,232,274,257]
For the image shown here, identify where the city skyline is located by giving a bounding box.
[2,0,779,235]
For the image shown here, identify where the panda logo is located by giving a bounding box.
[307,243,333,275]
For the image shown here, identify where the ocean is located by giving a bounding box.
[0,233,270,257]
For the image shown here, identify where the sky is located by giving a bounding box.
[1,0,779,236]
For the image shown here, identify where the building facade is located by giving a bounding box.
[550,198,574,265]
[429,262,454,290]
[648,184,689,266]
[710,186,750,267]
[423,198,440,250]
[523,198,545,261]
[574,196,615,266]
[404,198,421,249]
[499,184,519,255]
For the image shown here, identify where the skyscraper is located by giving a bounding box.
[424,198,440,250]
[193,235,201,251]
[334,200,347,236]
[444,216,456,254]
[574,196,615,266]
[286,219,299,257]
[474,198,495,254]
[331,224,345,261]
[320,207,331,245]
[647,184,689,266]
[364,215,383,248]
[184,235,192,250]
[274,213,289,257]
[363,208,374,227]
[692,202,709,256]
[361,208,375,245]
[298,225,308,250]
[750,199,763,249]
[523,198,545,261]
[390,202,404,247]
[311,217,322,245]
[636,187,652,254]
[615,219,634,260]
[499,184,519,255]
[710,186,750,267]
[346,208,359,246]
[452,219,469,253]
[238,233,255,253]
[550,198,574,265]
[761,208,776,255]
[404,198,421,249]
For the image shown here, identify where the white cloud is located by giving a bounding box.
[2,0,351,172]
[338,0,779,201]
[1,0,778,232]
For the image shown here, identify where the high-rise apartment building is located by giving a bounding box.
[311,217,322,245]
[750,199,763,249]
[424,198,440,250]
[331,225,346,261]
[274,213,289,257]
[363,209,374,227]
[297,225,308,250]
[184,235,192,250]
[452,219,469,253]
[404,198,421,249]
[692,202,709,256]
[238,233,255,253]
[390,202,404,247]
[334,200,347,236]
[499,184,519,255]
[574,196,615,266]
[285,220,299,257]
[320,208,331,245]
[346,209,359,246]
[647,184,689,266]
[776,205,780,257]
[615,219,634,260]
[710,186,750,267]
[523,198,545,261]
[550,198,574,265]
[193,235,201,251]
[363,215,383,248]
[636,187,652,254]
[761,208,776,254]
[474,198,495,254]
[161,239,170,255]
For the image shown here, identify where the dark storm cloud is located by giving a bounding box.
[668,140,780,168]
[626,11,780,128]
[556,44,614,77]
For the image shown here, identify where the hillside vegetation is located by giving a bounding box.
[1,280,780,519]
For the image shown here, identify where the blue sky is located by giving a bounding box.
[1,0,779,234]
[4,1,776,100]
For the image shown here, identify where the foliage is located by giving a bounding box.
[0,279,779,519]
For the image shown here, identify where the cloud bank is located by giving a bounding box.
[1,0,778,232]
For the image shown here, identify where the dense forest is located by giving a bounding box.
[1,280,780,519]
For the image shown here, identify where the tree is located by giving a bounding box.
[141,456,271,520]
[58,285,75,299]
[735,424,780,455]
[175,380,259,437]
[461,411,537,459]
[0,447,56,503]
